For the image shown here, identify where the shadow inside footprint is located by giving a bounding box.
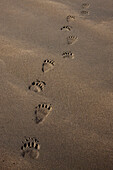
[60,26,72,31]
[66,15,75,22]
[81,10,89,15]
[29,79,46,92]
[42,59,55,73]
[82,3,90,9]
[67,36,78,45]
[62,51,74,59]
[35,104,52,124]
[21,137,40,159]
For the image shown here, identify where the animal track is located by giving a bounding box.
[67,36,78,45]
[82,3,90,9]
[81,10,89,15]
[42,59,55,73]
[60,26,72,31]
[66,15,75,22]
[62,51,74,59]
[29,79,46,92]
[35,104,52,124]
[21,137,40,159]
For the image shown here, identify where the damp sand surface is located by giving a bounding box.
[0,0,113,169]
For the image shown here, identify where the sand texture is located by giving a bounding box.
[0,0,113,169]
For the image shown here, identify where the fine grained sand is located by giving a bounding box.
[0,0,113,169]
